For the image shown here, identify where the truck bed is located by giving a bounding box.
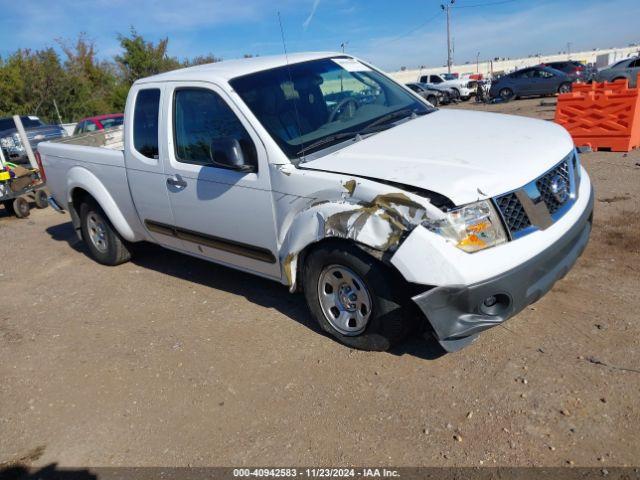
[37,126,147,242]
[54,126,124,150]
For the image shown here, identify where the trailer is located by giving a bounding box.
[0,152,48,218]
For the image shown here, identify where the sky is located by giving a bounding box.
[0,0,639,71]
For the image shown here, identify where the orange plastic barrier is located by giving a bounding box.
[555,74,640,152]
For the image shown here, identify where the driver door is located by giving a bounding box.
[161,82,281,279]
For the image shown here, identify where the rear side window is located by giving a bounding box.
[133,89,160,159]
[173,88,257,168]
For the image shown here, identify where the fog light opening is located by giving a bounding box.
[480,293,511,316]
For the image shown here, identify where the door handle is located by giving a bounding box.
[167,175,187,189]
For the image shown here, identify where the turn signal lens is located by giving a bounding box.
[423,200,508,253]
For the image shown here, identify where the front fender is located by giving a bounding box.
[66,166,140,242]
[278,183,446,291]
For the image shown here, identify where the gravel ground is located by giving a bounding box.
[1,98,639,469]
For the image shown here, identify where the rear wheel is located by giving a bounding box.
[34,189,49,209]
[13,197,30,218]
[499,87,514,101]
[426,95,439,107]
[303,242,412,351]
[80,200,131,266]
[558,82,572,94]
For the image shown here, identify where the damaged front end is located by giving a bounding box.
[277,176,449,292]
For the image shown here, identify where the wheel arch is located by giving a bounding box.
[66,167,139,242]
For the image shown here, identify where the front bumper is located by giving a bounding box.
[412,188,594,352]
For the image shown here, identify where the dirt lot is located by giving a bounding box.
[1,98,639,469]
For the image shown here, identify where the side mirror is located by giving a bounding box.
[209,137,256,173]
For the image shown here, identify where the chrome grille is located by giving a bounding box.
[495,193,531,234]
[535,160,570,214]
[493,153,578,239]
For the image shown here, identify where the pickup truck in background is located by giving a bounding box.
[0,116,67,164]
[39,53,594,352]
[419,73,475,100]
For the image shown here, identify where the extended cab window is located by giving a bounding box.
[173,88,257,168]
[133,89,160,159]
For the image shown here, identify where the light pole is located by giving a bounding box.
[476,52,480,73]
[567,42,572,60]
[341,41,349,53]
[441,0,455,74]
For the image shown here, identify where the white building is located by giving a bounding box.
[388,45,640,83]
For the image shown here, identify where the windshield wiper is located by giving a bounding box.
[358,107,422,136]
[295,108,426,158]
[296,131,358,157]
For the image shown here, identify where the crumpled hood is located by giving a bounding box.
[301,109,575,206]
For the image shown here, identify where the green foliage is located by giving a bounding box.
[115,28,182,85]
[0,30,223,124]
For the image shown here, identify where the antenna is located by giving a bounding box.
[278,11,307,162]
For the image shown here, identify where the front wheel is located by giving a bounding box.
[303,243,412,351]
[499,87,514,101]
[80,200,131,266]
[426,95,439,107]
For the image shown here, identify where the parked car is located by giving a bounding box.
[419,73,474,100]
[40,53,593,353]
[423,83,460,102]
[0,116,66,164]
[540,61,586,81]
[489,66,573,101]
[405,82,444,106]
[593,56,640,87]
[73,114,124,136]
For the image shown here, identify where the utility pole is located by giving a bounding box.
[476,52,480,73]
[441,0,455,74]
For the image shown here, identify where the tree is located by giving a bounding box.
[184,54,223,67]
[115,28,181,85]
[57,34,120,120]
[0,28,224,123]
[0,48,66,122]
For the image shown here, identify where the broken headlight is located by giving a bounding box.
[423,200,507,253]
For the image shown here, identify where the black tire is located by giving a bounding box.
[34,189,49,209]
[80,199,131,266]
[303,242,412,351]
[13,197,30,218]
[558,82,572,94]
[499,87,514,101]
[426,95,439,107]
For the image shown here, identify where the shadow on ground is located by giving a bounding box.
[45,221,445,360]
[0,465,96,480]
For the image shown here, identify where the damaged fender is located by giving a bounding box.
[278,179,446,291]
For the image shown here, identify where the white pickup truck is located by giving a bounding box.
[419,73,475,100]
[39,53,593,352]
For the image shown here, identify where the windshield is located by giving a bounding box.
[230,57,433,158]
[101,116,124,129]
[0,116,44,131]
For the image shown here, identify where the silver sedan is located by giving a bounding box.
[594,56,640,87]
